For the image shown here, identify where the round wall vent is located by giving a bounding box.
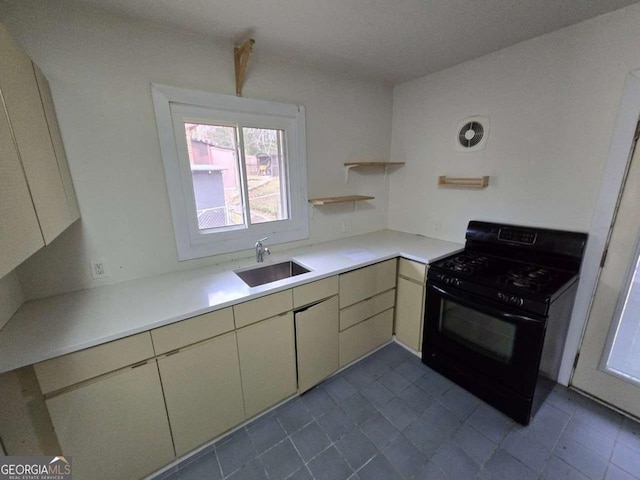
[455,116,489,152]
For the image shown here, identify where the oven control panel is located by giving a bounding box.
[497,227,537,245]
[497,292,524,307]
[432,273,463,287]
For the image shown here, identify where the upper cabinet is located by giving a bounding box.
[0,23,79,278]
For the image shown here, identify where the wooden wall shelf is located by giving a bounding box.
[437,176,489,189]
[308,195,374,205]
[344,162,405,183]
[308,195,374,216]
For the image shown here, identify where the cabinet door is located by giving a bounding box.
[0,98,44,278]
[296,296,339,393]
[237,312,297,418]
[0,24,72,242]
[395,277,425,351]
[158,332,245,456]
[32,63,80,222]
[46,362,174,480]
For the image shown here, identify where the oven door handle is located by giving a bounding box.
[429,284,544,325]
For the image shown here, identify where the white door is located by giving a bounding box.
[571,123,640,417]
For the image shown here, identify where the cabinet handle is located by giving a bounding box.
[130,361,149,369]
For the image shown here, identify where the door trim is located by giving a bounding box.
[560,70,640,384]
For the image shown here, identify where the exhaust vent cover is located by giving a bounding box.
[456,116,489,152]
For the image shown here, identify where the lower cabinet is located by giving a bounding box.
[295,296,339,393]
[236,312,297,418]
[395,259,428,352]
[395,277,426,351]
[339,309,394,367]
[45,362,174,480]
[157,332,245,456]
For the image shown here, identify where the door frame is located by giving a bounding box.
[559,70,640,385]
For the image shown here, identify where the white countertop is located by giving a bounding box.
[0,230,462,373]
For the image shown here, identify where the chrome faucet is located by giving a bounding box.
[255,237,271,263]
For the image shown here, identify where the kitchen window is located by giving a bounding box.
[151,84,308,260]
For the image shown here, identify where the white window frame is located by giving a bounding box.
[151,84,308,261]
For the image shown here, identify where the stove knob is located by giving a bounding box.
[454,279,463,287]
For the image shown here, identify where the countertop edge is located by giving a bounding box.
[0,230,462,373]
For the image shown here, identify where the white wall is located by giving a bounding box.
[389,3,640,384]
[0,0,393,299]
[389,3,640,241]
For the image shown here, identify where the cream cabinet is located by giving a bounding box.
[340,309,394,367]
[338,260,396,367]
[0,92,44,278]
[45,362,174,480]
[295,296,339,393]
[237,312,297,417]
[0,23,79,278]
[395,258,428,352]
[233,290,293,328]
[34,333,155,395]
[339,259,397,308]
[157,332,245,456]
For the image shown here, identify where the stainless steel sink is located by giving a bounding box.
[235,261,311,287]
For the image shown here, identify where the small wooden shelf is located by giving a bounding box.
[344,162,405,183]
[437,176,489,189]
[343,162,405,167]
[308,195,374,205]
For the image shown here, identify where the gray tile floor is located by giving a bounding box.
[155,343,640,480]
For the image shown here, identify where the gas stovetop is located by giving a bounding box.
[427,221,588,316]
[431,251,579,300]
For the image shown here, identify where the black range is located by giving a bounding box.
[422,221,588,424]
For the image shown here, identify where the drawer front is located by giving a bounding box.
[34,333,155,394]
[233,290,293,329]
[339,309,394,367]
[339,259,397,308]
[151,307,235,355]
[339,289,395,331]
[293,276,339,309]
[398,258,427,283]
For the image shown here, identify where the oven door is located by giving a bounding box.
[423,281,547,398]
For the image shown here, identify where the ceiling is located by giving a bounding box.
[78,0,639,84]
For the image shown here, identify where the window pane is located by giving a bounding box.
[184,123,245,230]
[606,251,640,382]
[241,127,289,224]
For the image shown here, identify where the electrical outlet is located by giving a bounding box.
[90,258,110,280]
[341,220,350,233]
[433,221,442,233]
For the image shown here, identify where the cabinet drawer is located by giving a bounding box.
[34,333,155,395]
[293,276,339,308]
[151,307,234,355]
[339,259,397,308]
[339,309,394,367]
[233,290,293,329]
[339,289,395,331]
[398,258,427,283]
